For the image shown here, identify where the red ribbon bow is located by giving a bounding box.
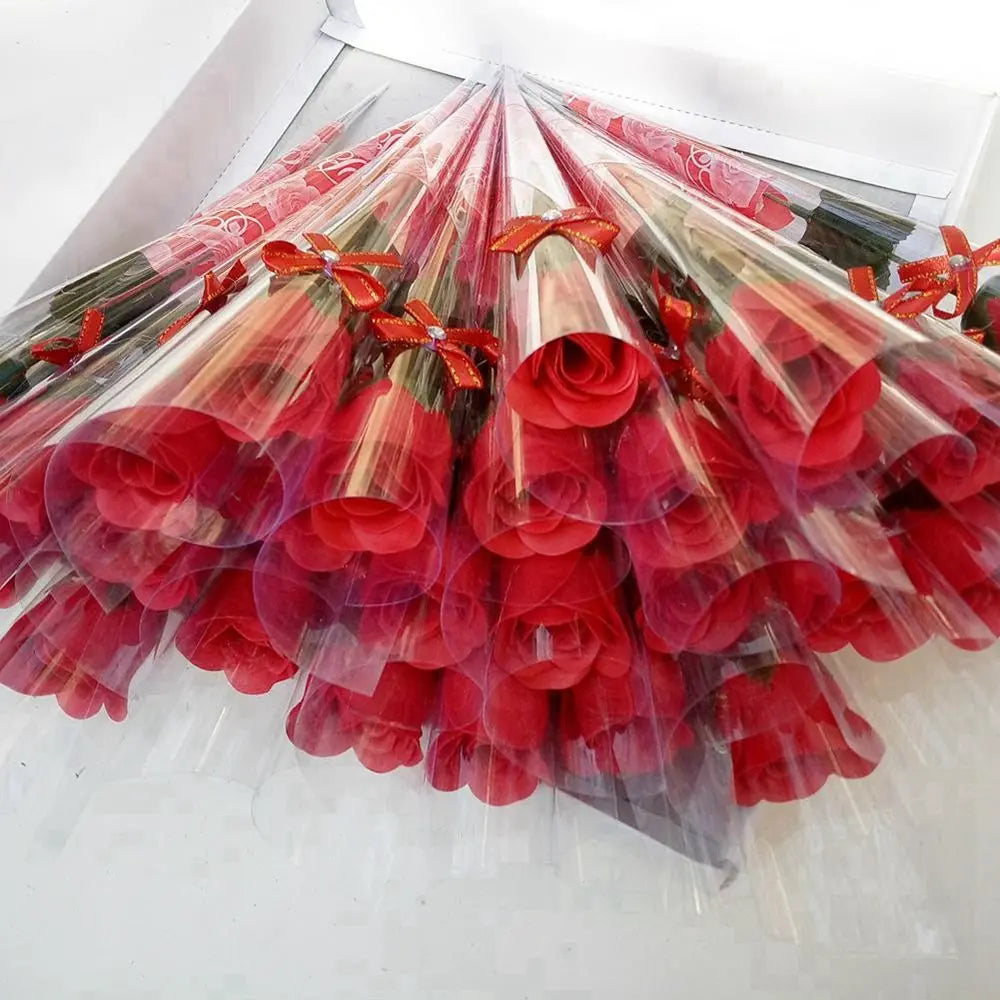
[31,308,106,366]
[261,232,401,312]
[651,271,714,405]
[158,260,249,345]
[489,206,619,265]
[849,226,1000,321]
[371,299,500,391]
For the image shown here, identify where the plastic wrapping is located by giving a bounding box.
[0,89,393,401]
[544,81,1000,328]
[4,66,1000,953]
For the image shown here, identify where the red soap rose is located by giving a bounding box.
[62,407,240,536]
[197,298,352,443]
[175,563,297,694]
[946,576,1000,651]
[896,355,984,433]
[131,541,221,611]
[358,583,488,671]
[637,561,767,654]
[613,411,692,519]
[426,730,545,806]
[462,416,602,558]
[911,421,1000,503]
[290,391,453,565]
[692,410,783,524]
[624,491,747,571]
[705,284,882,469]
[893,495,1000,594]
[497,547,620,613]
[493,582,632,690]
[0,584,161,721]
[506,333,652,430]
[426,668,550,806]
[757,526,840,634]
[558,654,693,779]
[715,662,883,805]
[285,662,438,773]
[480,673,551,750]
[0,450,52,542]
[807,572,933,662]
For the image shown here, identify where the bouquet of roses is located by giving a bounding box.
[253,77,504,703]
[526,84,1000,659]
[0,80,485,611]
[9,66,1000,899]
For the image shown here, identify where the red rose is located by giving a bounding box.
[558,653,693,779]
[493,596,632,690]
[492,557,631,690]
[58,491,206,594]
[424,670,549,805]
[755,523,840,634]
[357,582,488,671]
[131,541,222,611]
[59,407,246,538]
[286,662,439,773]
[175,563,297,694]
[636,562,767,654]
[288,389,452,564]
[0,451,52,542]
[715,663,884,805]
[462,416,601,558]
[195,295,352,443]
[426,730,544,806]
[505,333,652,430]
[624,493,747,570]
[705,284,882,469]
[893,495,1000,594]
[947,576,1000,651]
[896,355,990,434]
[0,583,162,721]
[497,547,621,613]
[807,572,933,662]
[436,670,550,751]
[895,422,1000,504]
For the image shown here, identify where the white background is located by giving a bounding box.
[3,2,1000,997]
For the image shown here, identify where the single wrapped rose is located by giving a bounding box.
[506,331,653,430]
[492,550,631,690]
[807,572,934,662]
[892,495,1000,595]
[200,308,353,444]
[636,560,768,654]
[755,521,840,635]
[131,540,222,611]
[279,381,450,577]
[175,562,298,695]
[461,414,601,558]
[565,95,795,231]
[425,670,549,806]
[713,662,883,806]
[62,408,240,535]
[0,582,163,721]
[493,592,632,690]
[704,283,882,473]
[286,661,439,773]
[357,575,489,672]
[558,652,693,780]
